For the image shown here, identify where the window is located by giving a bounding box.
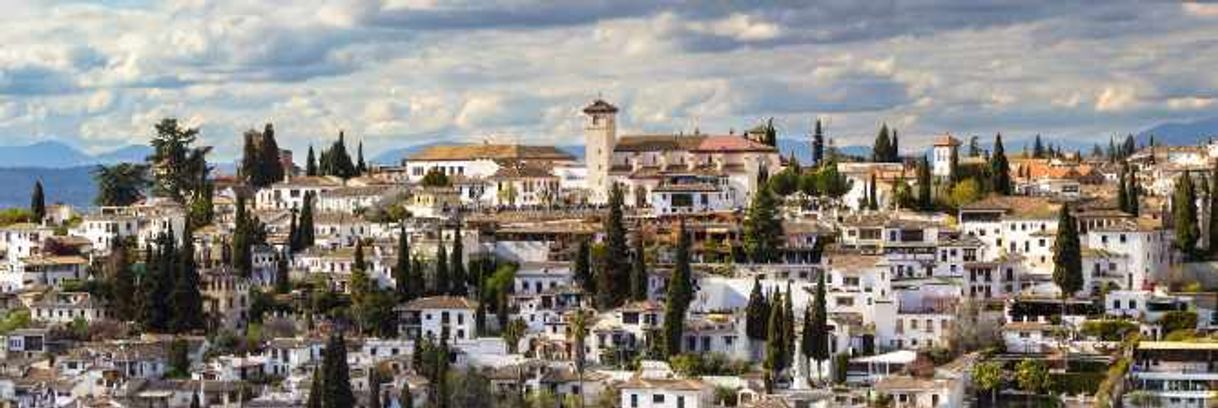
[653,394,665,403]
[630,395,638,408]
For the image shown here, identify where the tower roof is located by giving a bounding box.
[582,99,618,114]
[933,134,961,147]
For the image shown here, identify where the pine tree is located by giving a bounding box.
[322,332,355,408]
[916,155,932,210]
[306,146,318,177]
[630,230,648,301]
[661,220,693,358]
[434,232,449,295]
[1174,171,1200,257]
[395,225,414,301]
[812,119,825,165]
[449,222,466,296]
[30,181,45,223]
[170,227,204,333]
[1052,203,1083,299]
[743,188,784,263]
[573,240,593,296]
[871,124,891,163]
[745,277,768,341]
[763,291,785,393]
[599,183,629,308]
[989,134,1012,195]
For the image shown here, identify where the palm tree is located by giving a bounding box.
[569,309,591,408]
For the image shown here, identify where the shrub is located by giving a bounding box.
[1080,320,1138,341]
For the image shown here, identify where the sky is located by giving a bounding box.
[1,0,1218,161]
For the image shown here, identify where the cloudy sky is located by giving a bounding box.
[2,0,1217,160]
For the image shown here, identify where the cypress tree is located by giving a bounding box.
[240,129,261,185]
[449,222,466,296]
[781,284,795,370]
[288,209,300,254]
[357,141,367,175]
[871,124,891,163]
[298,192,316,248]
[170,226,204,333]
[353,239,366,276]
[745,276,768,341]
[1174,171,1200,257]
[434,232,449,295]
[322,332,354,408]
[30,181,45,223]
[890,128,899,162]
[743,188,783,263]
[395,225,413,301]
[1052,203,1083,299]
[630,230,648,301]
[307,367,323,408]
[599,183,629,308]
[1128,166,1140,216]
[867,173,878,210]
[1033,134,1045,158]
[661,219,693,358]
[916,155,932,210]
[260,123,284,184]
[573,240,593,296]
[369,366,382,408]
[764,291,785,393]
[399,382,413,408]
[306,146,318,177]
[1117,165,1130,213]
[231,195,254,277]
[107,237,136,320]
[1211,165,1218,257]
[808,273,829,381]
[989,134,1012,195]
[276,255,291,294]
[812,119,825,165]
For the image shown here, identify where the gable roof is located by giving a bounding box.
[407,144,574,162]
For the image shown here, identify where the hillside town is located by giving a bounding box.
[2,98,1217,408]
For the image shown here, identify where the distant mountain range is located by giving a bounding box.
[0,141,151,168]
[1137,115,1218,146]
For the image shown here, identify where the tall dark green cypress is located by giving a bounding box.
[30,181,45,223]
[745,277,768,341]
[916,155,932,210]
[288,209,300,253]
[812,119,825,165]
[369,366,382,408]
[1033,134,1045,158]
[1211,164,1218,257]
[322,332,354,408]
[434,232,449,295]
[1174,171,1200,257]
[630,230,648,301]
[231,195,254,277]
[298,192,316,248]
[989,134,1012,195]
[449,222,466,296]
[1052,203,1083,298]
[871,124,891,163]
[598,183,628,308]
[743,188,783,263]
[356,141,367,175]
[306,146,318,177]
[763,291,785,393]
[307,367,323,408]
[890,128,899,162]
[276,255,291,294]
[573,240,593,296]
[867,173,878,210]
[1117,165,1130,214]
[395,225,414,300]
[661,219,693,358]
[1127,166,1140,216]
[170,226,203,333]
[807,274,829,381]
[107,237,136,320]
[260,123,284,184]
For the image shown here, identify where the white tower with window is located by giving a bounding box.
[931,134,960,179]
[583,99,618,203]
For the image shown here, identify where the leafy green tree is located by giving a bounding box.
[598,183,629,308]
[30,181,45,223]
[322,332,355,408]
[743,188,783,263]
[167,337,190,377]
[948,178,983,208]
[989,134,1012,195]
[1015,359,1050,395]
[630,230,648,301]
[421,168,451,187]
[1052,203,1083,299]
[1174,171,1200,257]
[503,318,526,354]
[449,367,493,408]
[768,167,800,197]
[973,361,1004,406]
[661,220,693,358]
[93,163,149,206]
